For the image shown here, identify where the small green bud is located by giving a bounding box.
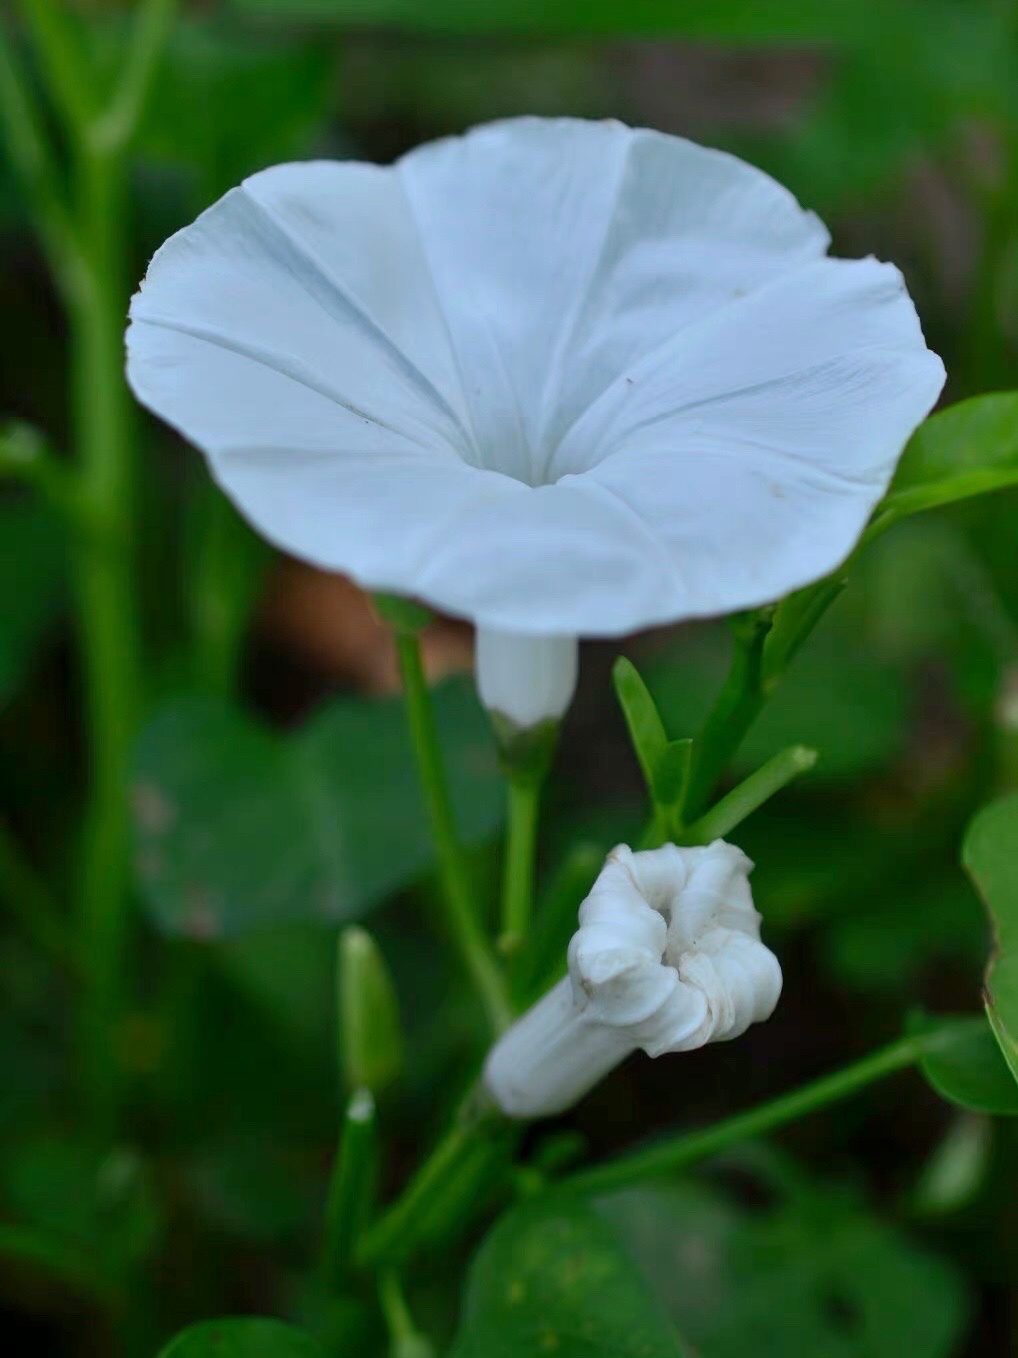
[337,927,403,1096]
[373,592,433,635]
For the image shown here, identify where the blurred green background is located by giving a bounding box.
[1,1,1018,1355]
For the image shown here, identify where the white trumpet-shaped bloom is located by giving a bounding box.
[126,118,944,726]
[484,840,781,1118]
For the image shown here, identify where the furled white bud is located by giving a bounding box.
[475,627,578,729]
[484,840,782,1118]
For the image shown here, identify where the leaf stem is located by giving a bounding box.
[683,745,817,844]
[682,611,772,819]
[499,773,541,963]
[395,632,511,1035]
[322,1089,378,1291]
[69,142,144,1147]
[359,1093,516,1269]
[564,1035,922,1197]
[94,0,178,153]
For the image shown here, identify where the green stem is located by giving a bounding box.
[94,0,177,153]
[378,1270,433,1358]
[15,0,94,137]
[322,1090,378,1291]
[359,1087,514,1267]
[565,1036,920,1197]
[499,774,540,962]
[682,611,772,819]
[0,28,83,291]
[69,141,144,1147]
[683,745,817,844]
[395,633,511,1034]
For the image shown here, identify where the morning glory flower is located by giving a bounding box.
[483,841,781,1118]
[126,118,944,728]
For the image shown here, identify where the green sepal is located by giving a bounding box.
[373,592,433,635]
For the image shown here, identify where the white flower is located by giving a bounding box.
[483,840,781,1118]
[126,118,944,727]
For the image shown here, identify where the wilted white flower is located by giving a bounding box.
[483,840,781,1118]
[126,118,944,728]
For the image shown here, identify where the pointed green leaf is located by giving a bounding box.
[614,656,668,796]
[963,793,1018,1084]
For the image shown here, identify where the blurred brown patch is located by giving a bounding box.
[261,558,473,693]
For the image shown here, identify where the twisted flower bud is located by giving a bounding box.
[484,840,782,1118]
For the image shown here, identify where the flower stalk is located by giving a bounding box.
[564,1034,924,1197]
[395,630,511,1034]
[5,0,176,1145]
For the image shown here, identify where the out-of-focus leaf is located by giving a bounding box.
[233,0,884,40]
[159,1319,324,1358]
[451,1194,688,1358]
[645,620,907,780]
[963,793,1018,1083]
[0,499,64,708]
[822,875,986,995]
[601,1174,969,1358]
[131,677,504,938]
[136,22,337,202]
[766,2,1012,210]
[877,393,1018,531]
[910,1014,1018,1115]
[1,1137,160,1274]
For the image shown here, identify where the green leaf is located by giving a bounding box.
[159,1319,324,1358]
[601,1173,969,1358]
[613,656,691,812]
[910,1013,1018,1116]
[452,1194,688,1358]
[876,393,1018,531]
[131,677,504,938]
[963,793,1018,1084]
[0,499,64,708]
[613,657,668,790]
[135,22,337,201]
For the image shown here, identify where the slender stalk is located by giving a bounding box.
[359,1085,515,1267]
[684,745,817,844]
[395,633,511,1034]
[94,0,177,153]
[682,611,772,819]
[15,0,94,136]
[0,29,83,291]
[378,1270,434,1358]
[322,1090,378,1290]
[565,1036,920,1197]
[359,1115,474,1266]
[499,774,540,961]
[70,142,143,1146]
